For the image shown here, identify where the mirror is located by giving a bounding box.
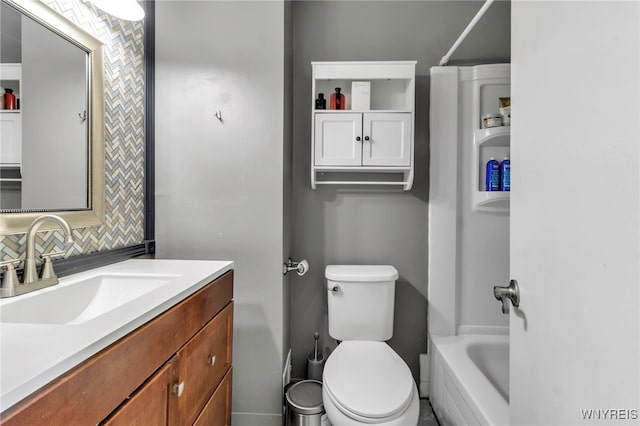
[0,0,104,234]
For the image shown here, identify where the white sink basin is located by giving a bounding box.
[0,273,180,325]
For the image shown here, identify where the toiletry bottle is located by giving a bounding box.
[500,153,510,191]
[315,93,326,110]
[330,87,345,110]
[485,157,500,191]
[4,88,16,110]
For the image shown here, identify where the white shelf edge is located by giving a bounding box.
[474,126,510,144]
[472,190,510,212]
[314,110,412,114]
[314,166,411,172]
[315,181,409,186]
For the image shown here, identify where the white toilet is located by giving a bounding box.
[322,265,419,426]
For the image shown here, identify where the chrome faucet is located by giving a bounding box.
[0,215,74,297]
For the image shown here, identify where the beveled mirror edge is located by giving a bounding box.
[0,0,105,235]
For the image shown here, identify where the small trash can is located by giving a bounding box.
[285,380,327,426]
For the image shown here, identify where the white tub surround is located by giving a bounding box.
[0,259,233,412]
[430,334,508,426]
[428,64,510,337]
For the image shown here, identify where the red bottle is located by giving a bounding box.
[4,89,16,110]
[330,87,345,110]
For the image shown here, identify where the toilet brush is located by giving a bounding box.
[306,332,325,381]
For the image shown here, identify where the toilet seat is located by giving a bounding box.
[323,341,414,422]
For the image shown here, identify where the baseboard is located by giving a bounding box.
[232,412,282,426]
[419,353,430,398]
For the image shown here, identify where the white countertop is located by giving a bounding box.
[0,258,233,412]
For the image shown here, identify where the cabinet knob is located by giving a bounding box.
[173,381,185,397]
[364,136,370,141]
[356,136,361,142]
[208,355,217,367]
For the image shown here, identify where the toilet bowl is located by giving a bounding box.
[322,341,419,425]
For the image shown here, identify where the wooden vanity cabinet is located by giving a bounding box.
[0,271,234,426]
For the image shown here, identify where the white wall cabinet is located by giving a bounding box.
[314,112,411,167]
[311,61,416,190]
[0,112,21,165]
[0,64,22,166]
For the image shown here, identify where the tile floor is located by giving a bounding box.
[418,398,440,426]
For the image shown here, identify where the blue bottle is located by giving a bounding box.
[485,157,500,191]
[500,154,510,191]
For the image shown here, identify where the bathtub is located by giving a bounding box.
[429,334,509,426]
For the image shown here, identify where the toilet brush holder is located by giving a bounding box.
[306,331,325,381]
[306,353,325,381]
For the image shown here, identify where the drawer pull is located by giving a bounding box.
[209,355,217,367]
[173,381,185,397]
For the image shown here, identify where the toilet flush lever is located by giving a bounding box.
[493,279,520,314]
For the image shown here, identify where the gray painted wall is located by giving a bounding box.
[290,1,511,381]
[155,2,288,425]
[21,15,87,210]
[0,2,21,63]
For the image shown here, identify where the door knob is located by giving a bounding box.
[493,279,520,314]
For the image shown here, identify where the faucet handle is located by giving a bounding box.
[0,259,22,294]
[40,251,65,280]
[41,250,65,259]
[0,258,21,269]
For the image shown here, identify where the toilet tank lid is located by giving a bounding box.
[325,265,398,282]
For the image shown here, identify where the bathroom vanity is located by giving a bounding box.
[0,259,233,425]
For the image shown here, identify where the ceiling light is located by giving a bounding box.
[89,0,145,22]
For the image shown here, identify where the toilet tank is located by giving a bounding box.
[326,265,399,341]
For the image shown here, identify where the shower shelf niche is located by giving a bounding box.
[473,127,510,212]
[470,66,511,213]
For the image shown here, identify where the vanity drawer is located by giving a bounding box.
[193,368,233,426]
[175,302,233,425]
[101,361,174,426]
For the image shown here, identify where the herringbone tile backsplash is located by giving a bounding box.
[0,0,146,261]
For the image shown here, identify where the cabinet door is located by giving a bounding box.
[175,303,233,425]
[314,113,362,166]
[0,113,22,164]
[102,361,174,426]
[362,113,411,166]
[193,368,232,426]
